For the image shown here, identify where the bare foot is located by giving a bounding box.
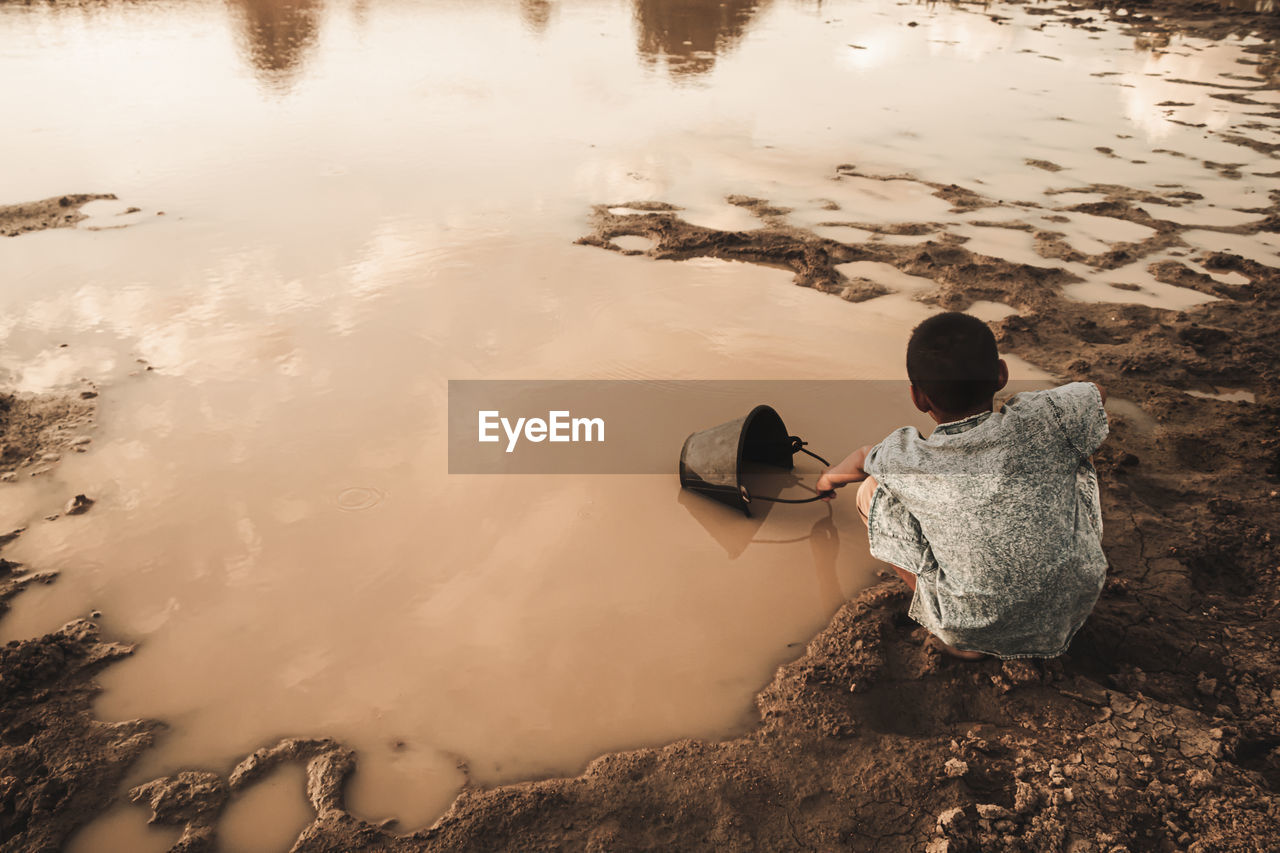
[928,635,986,661]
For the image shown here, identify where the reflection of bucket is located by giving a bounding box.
[678,404,831,516]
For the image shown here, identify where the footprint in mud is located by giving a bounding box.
[336,487,384,511]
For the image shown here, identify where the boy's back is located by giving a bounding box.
[864,382,1109,658]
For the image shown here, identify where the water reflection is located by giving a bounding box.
[228,0,324,93]
[520,0,554,34]
[635,0,771,78]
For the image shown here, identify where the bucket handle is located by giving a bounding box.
[740,437,836,505]
[790,436,830,468]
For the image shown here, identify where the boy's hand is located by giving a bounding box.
[815,469,866,500]
[815,445,875,499]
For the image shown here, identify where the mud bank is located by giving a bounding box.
[0,195,117,239]
[0,391,97,484]
[0,603,158,853]
[1,390,159,853]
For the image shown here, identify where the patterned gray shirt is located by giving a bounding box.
[864,382,1109,659]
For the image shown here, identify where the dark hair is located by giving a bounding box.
[906,312,1001,414]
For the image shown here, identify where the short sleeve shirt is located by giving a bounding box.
[863,382,1109,659]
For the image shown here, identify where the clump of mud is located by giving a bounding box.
[0,194,117,239]
[577,163,1275,314]
[0,391,97,483]
[0,540,160,853]
[0,384,148,853]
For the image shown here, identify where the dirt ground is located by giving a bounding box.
[4,2,1280,851]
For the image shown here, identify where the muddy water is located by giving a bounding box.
[0,0,1276,844]
[2,250,976,837]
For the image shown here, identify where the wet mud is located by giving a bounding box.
[0,391,97,485]
[0,195,117,239]
[0,607,159,853]
[1,391,160,853]
[5,1,1280,851]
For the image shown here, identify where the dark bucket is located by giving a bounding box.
[678,405,830,516]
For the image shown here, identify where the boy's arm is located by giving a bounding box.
[815,445,874,495]
[1041,381,1109,458]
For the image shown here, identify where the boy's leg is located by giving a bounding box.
[858,476,981,660]
[929,637,986,661]
[854,475,877,524]
[857,476,916,592]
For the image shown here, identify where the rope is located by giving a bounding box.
[752,493,833,504]
[745,437,836,505]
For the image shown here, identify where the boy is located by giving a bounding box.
[815,312,1108,660]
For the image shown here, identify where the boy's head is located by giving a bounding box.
[906,312,1007,418]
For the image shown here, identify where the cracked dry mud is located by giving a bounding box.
[6,4,1280,853]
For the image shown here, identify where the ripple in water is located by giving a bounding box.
[336,487,383,511]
